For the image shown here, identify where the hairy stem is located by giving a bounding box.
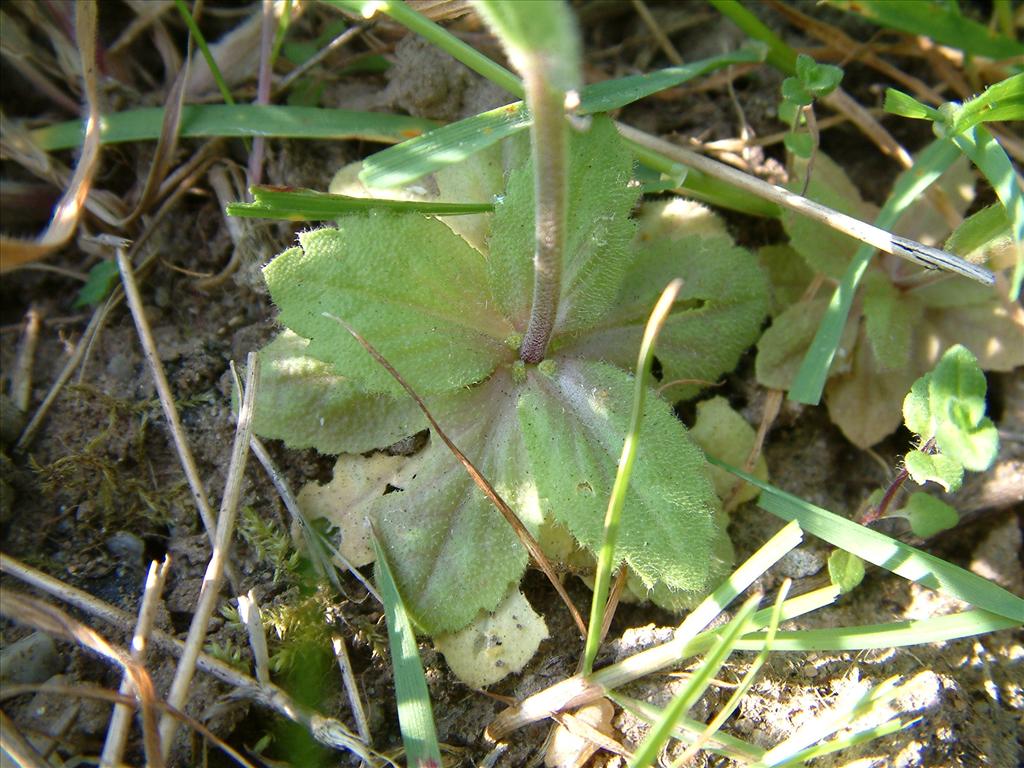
[519,75,569,364]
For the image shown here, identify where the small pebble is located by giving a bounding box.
[0,632,61,685]
[106,530,145,563]
[778,548,825,579]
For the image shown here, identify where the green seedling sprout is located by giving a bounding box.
[857,345,1000,539]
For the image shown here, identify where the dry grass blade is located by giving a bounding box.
[333,635,374,746]
[2,681,260,768]
[158,354,259,758]
[237,589,271,685]
[0,709,48,768]
[117,247,220,548]
[0,553,377,760]
[117,47,191,228]
[0,0,101,272]
[100,557,172,768]
[9,306,41,413]
[0,590,164,768]
[327,313,589,639]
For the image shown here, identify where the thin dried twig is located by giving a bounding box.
[2,681,260,768]
[237,590,271,685]
[10,305,41,413]
[158,354,259,757]
[117,246,220,546]
[332,635,373,746]
[15,302,109,450]
[0,709,47,768]
[328,314,588,639]
[617,121,994,285]
[0,552,377,760]
[15,159,215,451]
[630,0,683,66]
[0,591,164,768]
[0,0,102,271]
[100,557,171,768]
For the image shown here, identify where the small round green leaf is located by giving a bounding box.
[899,492,959,538]
[828,549,865,594]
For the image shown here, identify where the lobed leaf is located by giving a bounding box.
[487,115,638,334]
[371,371,539,634]
[251,331,426,454]
[263,215,514,396]
[827,550,865,594]
[904,450,963,493]
[564,202,769,401]
[518,359,731,604]
[861,272,922,371]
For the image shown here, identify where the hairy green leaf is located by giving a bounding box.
[756,298,857,391]
[371,372,539,634]
[899,493,959,538]
[781,153,876,279]
[252,331,426,454]
[518,359,731,604]
[564,202,769,400]
[862,272,923,371]
[689,396,768,511]
[904,449,963,493]
[487,116,637,334]
[263,216,514,396]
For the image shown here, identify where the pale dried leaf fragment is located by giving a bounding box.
[297,452,414,568]
[434,589,548,689]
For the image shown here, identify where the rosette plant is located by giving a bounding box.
[252,116,768,639]
[250,0,769,649]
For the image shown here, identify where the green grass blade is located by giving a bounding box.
[670,581,791,766]
[952,125,1024,299]
[629,595,761,768]
[772,718,918,767]
[708,0,797,73]
[31,105,438,151]
[372,533,443,768]
[613,695,765,762]
[788,137,962,404]
[731,609,1019,652]
[583,281,683,675]
[360,48,768,190]
[226,186,494,220]
[756,675,905,766]
[579,46,765,114]
[326,0,524,97]
[360,102,531,189]
[174,0,235,106]
[708,457,1024,622]
[828,0,1024,60]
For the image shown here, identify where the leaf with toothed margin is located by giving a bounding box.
[518,358,732,606]
[487,115,638,334]
[262,214,515,397]
[370,371,541,634]
[561,201,769,401]
[251,331,426,454]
